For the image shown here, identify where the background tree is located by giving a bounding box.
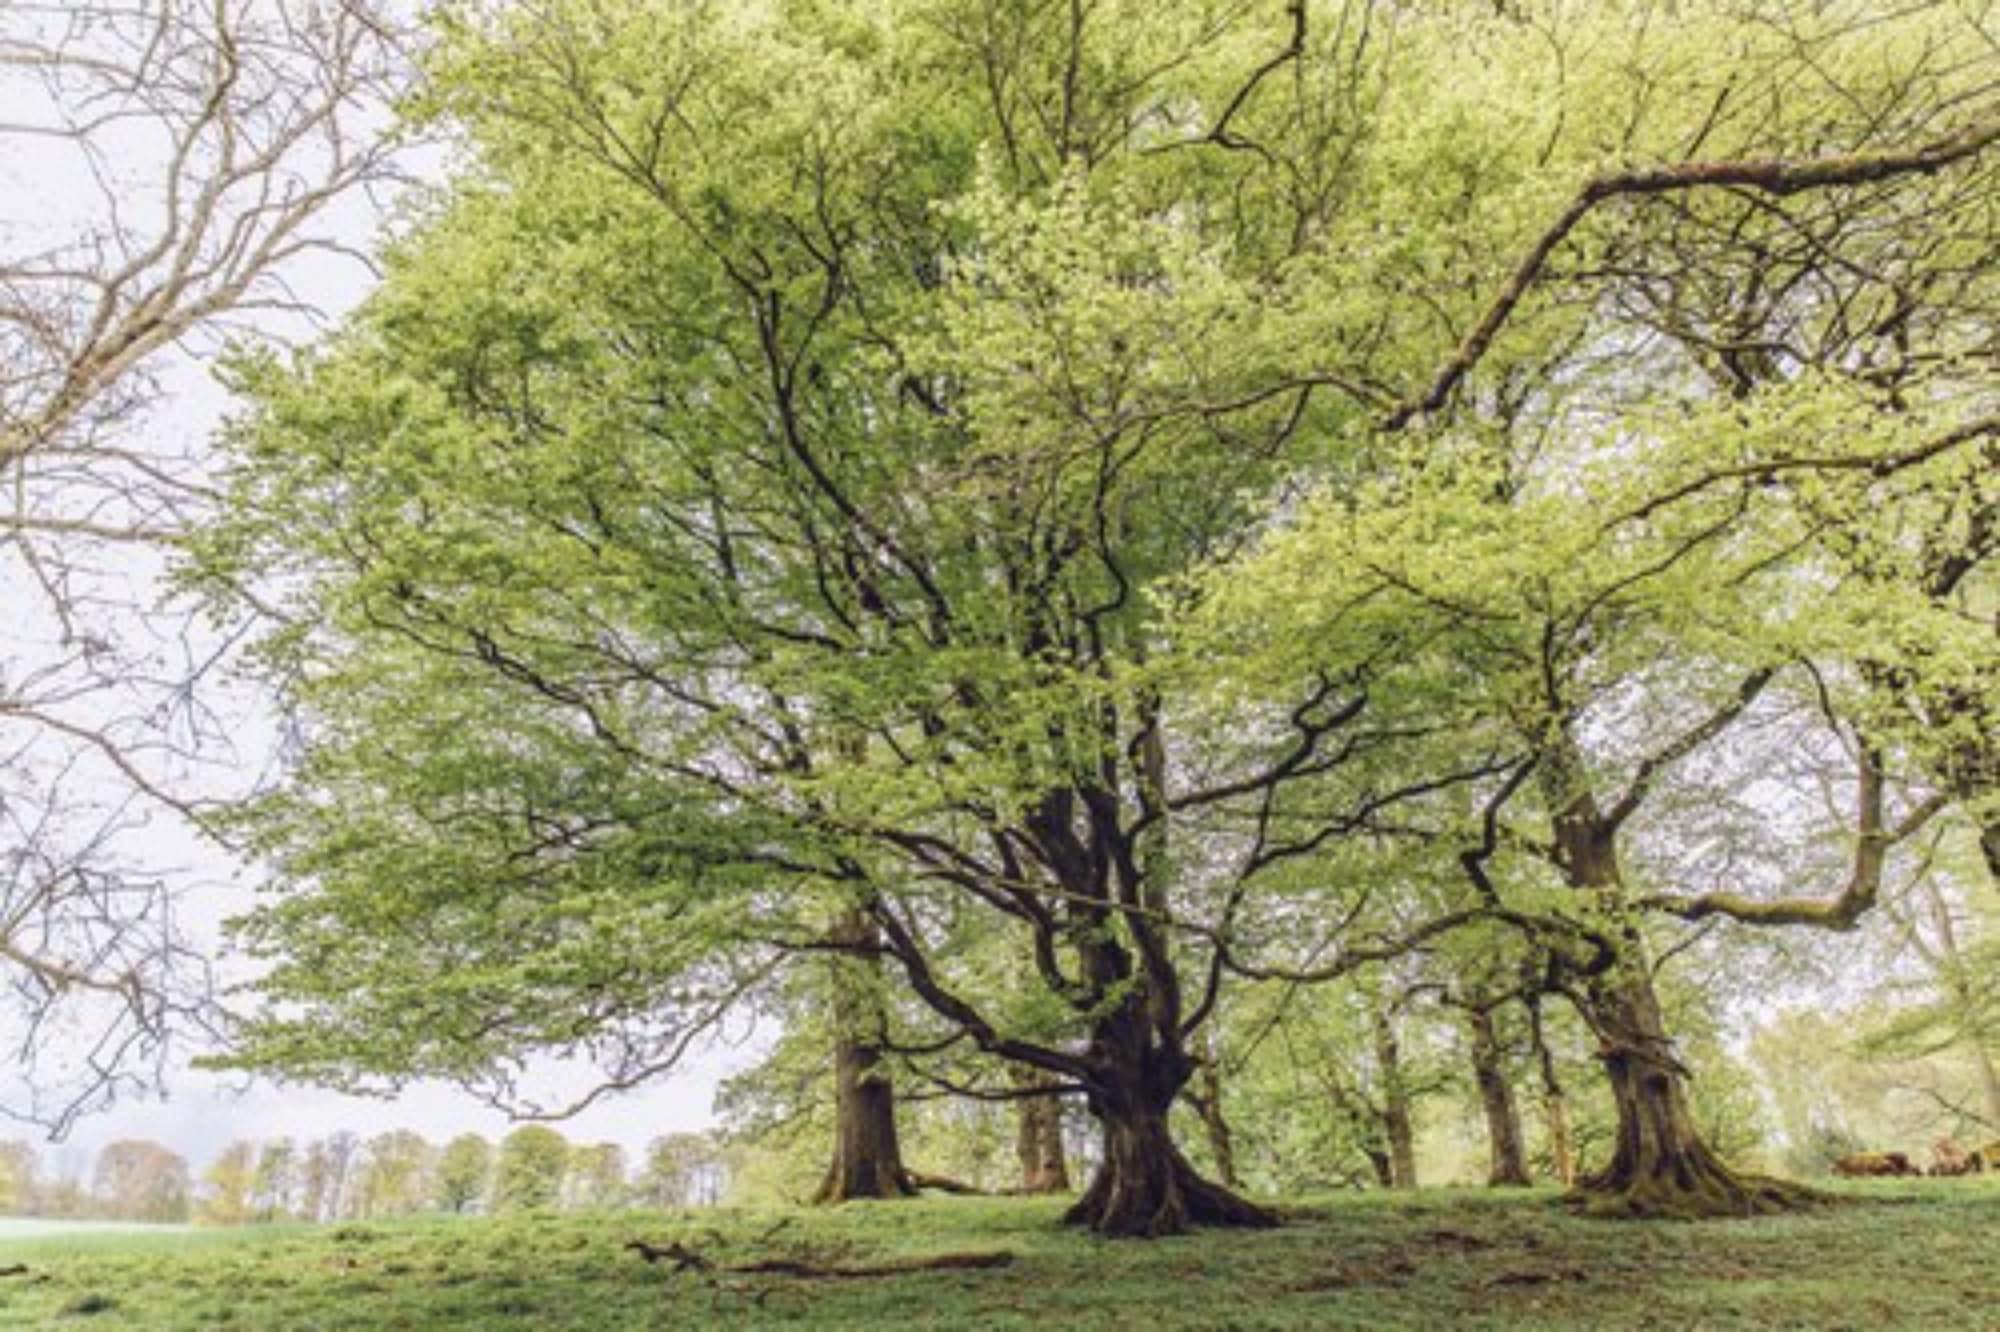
[197,1139,256,1224]
[90,1138,191,1221]
[432,1133,492,1215]
[352,1130,431,1219]
[563,1142,627,1211]
[492,1126,568,1214]
[251,1138,298,1222]
[0,1139,35,1213]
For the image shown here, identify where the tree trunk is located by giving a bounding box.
[1064,1099,1275,1237]
[1527,995,1576,1186]
[1011,1066,1071,1195]
[1062,1008,1275,1237]
[1574,967,1811,1217]
[1544,1090,1576,1188]
[1192,1054,1241,1189]
[814,911,916,1203]
[1546,772,1815,1218]
[1467,1007,1531,1187]
[1374,1009,1417,1189]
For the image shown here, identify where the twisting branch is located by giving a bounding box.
[1645,748,1949,929]
[1383,117,2000,431]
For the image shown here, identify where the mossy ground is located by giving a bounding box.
[0,1177,1992,1329]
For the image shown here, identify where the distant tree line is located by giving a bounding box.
[0,1128,729,1226]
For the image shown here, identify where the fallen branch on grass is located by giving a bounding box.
[625,1239,1014,1279]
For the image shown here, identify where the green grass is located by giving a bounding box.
[0,1178,1994,1329]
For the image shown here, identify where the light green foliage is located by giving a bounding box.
[197,1143,259,1227]
[354,1132,436,1220]
[492,1127,570,1213]
[251,1140,298,1223]
[187,0,1996,1204]
[433,1135,494,1215]
[563,1143,628,1210]
[635,1133,726,1209]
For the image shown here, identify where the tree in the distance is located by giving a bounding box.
[492,1127,568,1214]
[433,1133,493,1215]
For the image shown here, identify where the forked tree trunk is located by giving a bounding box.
[1575,967,1811,1217]
[814,912,916,1204]
[1467,1007,1531,1187]
[1064,1099,1275,1238]
[1374,1010,1418,1189]
[1012,1066,1071,1195]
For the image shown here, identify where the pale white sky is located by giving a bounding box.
[0,6,754,1169]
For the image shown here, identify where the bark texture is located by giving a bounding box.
[1574,969,1815,1218]
[1548,766,1817,1217]
[1062,999,1275,1237]
[814,911,916,1203]
[1064,1103,1275,1238]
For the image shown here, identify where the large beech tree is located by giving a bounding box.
[195,0,1993,1234]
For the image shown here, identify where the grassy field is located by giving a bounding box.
[0,1179,1993,1329]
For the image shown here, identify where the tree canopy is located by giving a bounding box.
[191,0,1995,1234]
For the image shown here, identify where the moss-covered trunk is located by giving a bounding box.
[1064,1001,1274,1237]
[1574,968,1810,1217]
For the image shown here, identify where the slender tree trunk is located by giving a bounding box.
[1467,1007,1531,1187]
[1191,1044,1241,1189]
[1011,1066,1071,1195]
[814,911,916,1203]
[1527,995,1576,1186]
[1373,1009,1417,1189]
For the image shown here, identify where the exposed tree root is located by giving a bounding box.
[1062,1141,1280,1238]
[625,1239,1014,1279]
[1567,1168,1830,1220]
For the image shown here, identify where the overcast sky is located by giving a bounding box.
[0,11,758,1173]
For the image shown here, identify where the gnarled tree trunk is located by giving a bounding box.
[1063,1002,1275,1237]
[1012,1066,1071,1195]
[1575,966,1809,1217]
[1549,776,1815,1218]
[1467,1006,1530,1187]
